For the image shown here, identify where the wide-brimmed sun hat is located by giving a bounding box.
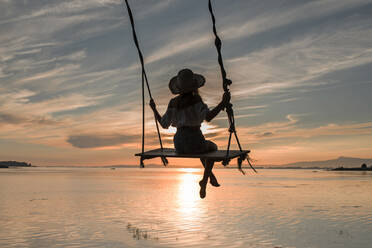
[169,68,205,95]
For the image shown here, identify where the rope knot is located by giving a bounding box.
[228,126,235,133]
[224,78,232,86]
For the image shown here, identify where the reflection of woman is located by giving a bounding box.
[150,68,230,198]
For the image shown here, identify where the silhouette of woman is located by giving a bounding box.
[150,68,230,198]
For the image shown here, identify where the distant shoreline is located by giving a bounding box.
[332,167,372,171]
[0,161,32,168]
[2,163,372,171]
[1,165,330,170]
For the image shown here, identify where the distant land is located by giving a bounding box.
[267,156,372,169]
[0,161,32,168]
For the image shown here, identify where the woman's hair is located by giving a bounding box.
[174,89,202,109]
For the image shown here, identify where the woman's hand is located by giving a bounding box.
[149,99,156,111]
[206,92,231,122]
[149,99,165,127]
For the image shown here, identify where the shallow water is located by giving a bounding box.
[0,167,371,248]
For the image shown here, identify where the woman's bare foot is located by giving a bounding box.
[209,176,220,187]
[199,180,207,199]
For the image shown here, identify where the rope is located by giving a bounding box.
[123,0,168,167]
[208,0,256,173]
[207,0,234,153]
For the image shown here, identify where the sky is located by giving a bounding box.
[0,0,372,166]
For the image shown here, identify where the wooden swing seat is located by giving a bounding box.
[136,148,250,162]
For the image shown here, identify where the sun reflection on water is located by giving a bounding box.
[177,171,203,218]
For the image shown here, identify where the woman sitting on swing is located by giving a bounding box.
[150,68,230,199]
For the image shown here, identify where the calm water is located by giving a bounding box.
[0,167,371,248]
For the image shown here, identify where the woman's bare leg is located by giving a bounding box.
[199,141,218,198]
[199,159,215,199]
[200,159,220,187]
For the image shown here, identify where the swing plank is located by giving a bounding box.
[136,148,250,161]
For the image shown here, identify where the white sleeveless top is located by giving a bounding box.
[160,101,209,128]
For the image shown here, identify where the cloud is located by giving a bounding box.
[0,67,7,78]
[0,112,59,126]
[222,0,369,41]
[215,113,262,121]
[236,105,268,111]
[0,89,35,103]
[0,112,25,125]
[135,0,370,68]
[17,64,81,84]
[59,50,87,61]
[258,132,274,138]
[0,91,107,116]
[227,23,372,97]
[244,120,372,164]
[146,34,210,64]
[0,0,119,25]
[0,1,124,74]
[237,115,372,145]
[275,122,372,140]
[67,133,136,148]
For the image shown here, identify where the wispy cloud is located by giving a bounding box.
[17,64,81,84]
[67,133,136,149]
[222,0,370,40]
[228,24,372,96]
[237,115,372,144]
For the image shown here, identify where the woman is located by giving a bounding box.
[150,68,230,199]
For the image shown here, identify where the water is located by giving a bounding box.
[0,167,371,248]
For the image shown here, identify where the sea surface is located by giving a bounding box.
[0,167,371,248]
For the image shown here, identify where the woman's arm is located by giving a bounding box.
[149,99,162,123]
[205,92,231,122]
[150,99,172,129]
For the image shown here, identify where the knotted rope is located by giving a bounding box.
[123,0,168,167]
[208,0,256,173]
